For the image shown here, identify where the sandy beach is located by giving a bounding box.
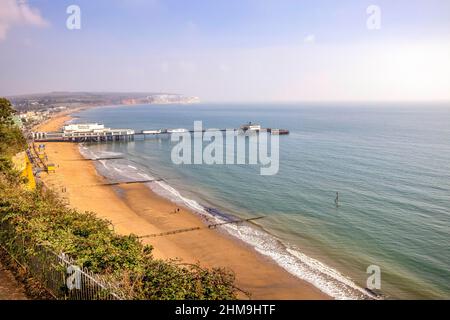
[35,112,329,300]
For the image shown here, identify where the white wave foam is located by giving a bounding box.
[99,160,108,169]
[215,221,372,299]
[149,181,211,216]
[78,145,123,160]
[138,173,152,180]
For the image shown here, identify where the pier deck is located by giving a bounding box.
[32,127,289,142]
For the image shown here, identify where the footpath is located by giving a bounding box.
[0,262,28,300]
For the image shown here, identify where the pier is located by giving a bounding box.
[31,123,289,142]
[32,123,135,142]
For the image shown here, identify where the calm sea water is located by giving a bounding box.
[73,103,450,299]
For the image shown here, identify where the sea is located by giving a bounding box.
[72,103,450,300]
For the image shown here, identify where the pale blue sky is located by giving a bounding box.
[1,0,449,101]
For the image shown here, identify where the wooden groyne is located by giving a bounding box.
[138,216,265,239]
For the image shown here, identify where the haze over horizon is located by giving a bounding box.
[1,0,449,102]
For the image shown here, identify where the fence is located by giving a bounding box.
[0,222,126,300]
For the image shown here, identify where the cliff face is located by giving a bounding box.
[11,151,36,190]
[122,94,200,105]
[121,99,137,105]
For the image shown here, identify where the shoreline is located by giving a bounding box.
[34,111,329,300]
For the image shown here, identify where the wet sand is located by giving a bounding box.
[35,112,329,300]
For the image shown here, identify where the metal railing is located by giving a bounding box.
[0,222,126,300]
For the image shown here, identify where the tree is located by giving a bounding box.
[0,98,15,125]
[0,98,25,156]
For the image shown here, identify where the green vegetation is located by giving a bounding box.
[0,98,16,122]
[0,98,26,157]
[0,98,237,300]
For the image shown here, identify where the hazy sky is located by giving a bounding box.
[0,0,449,102]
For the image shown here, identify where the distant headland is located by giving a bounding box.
[7,91,200,112]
